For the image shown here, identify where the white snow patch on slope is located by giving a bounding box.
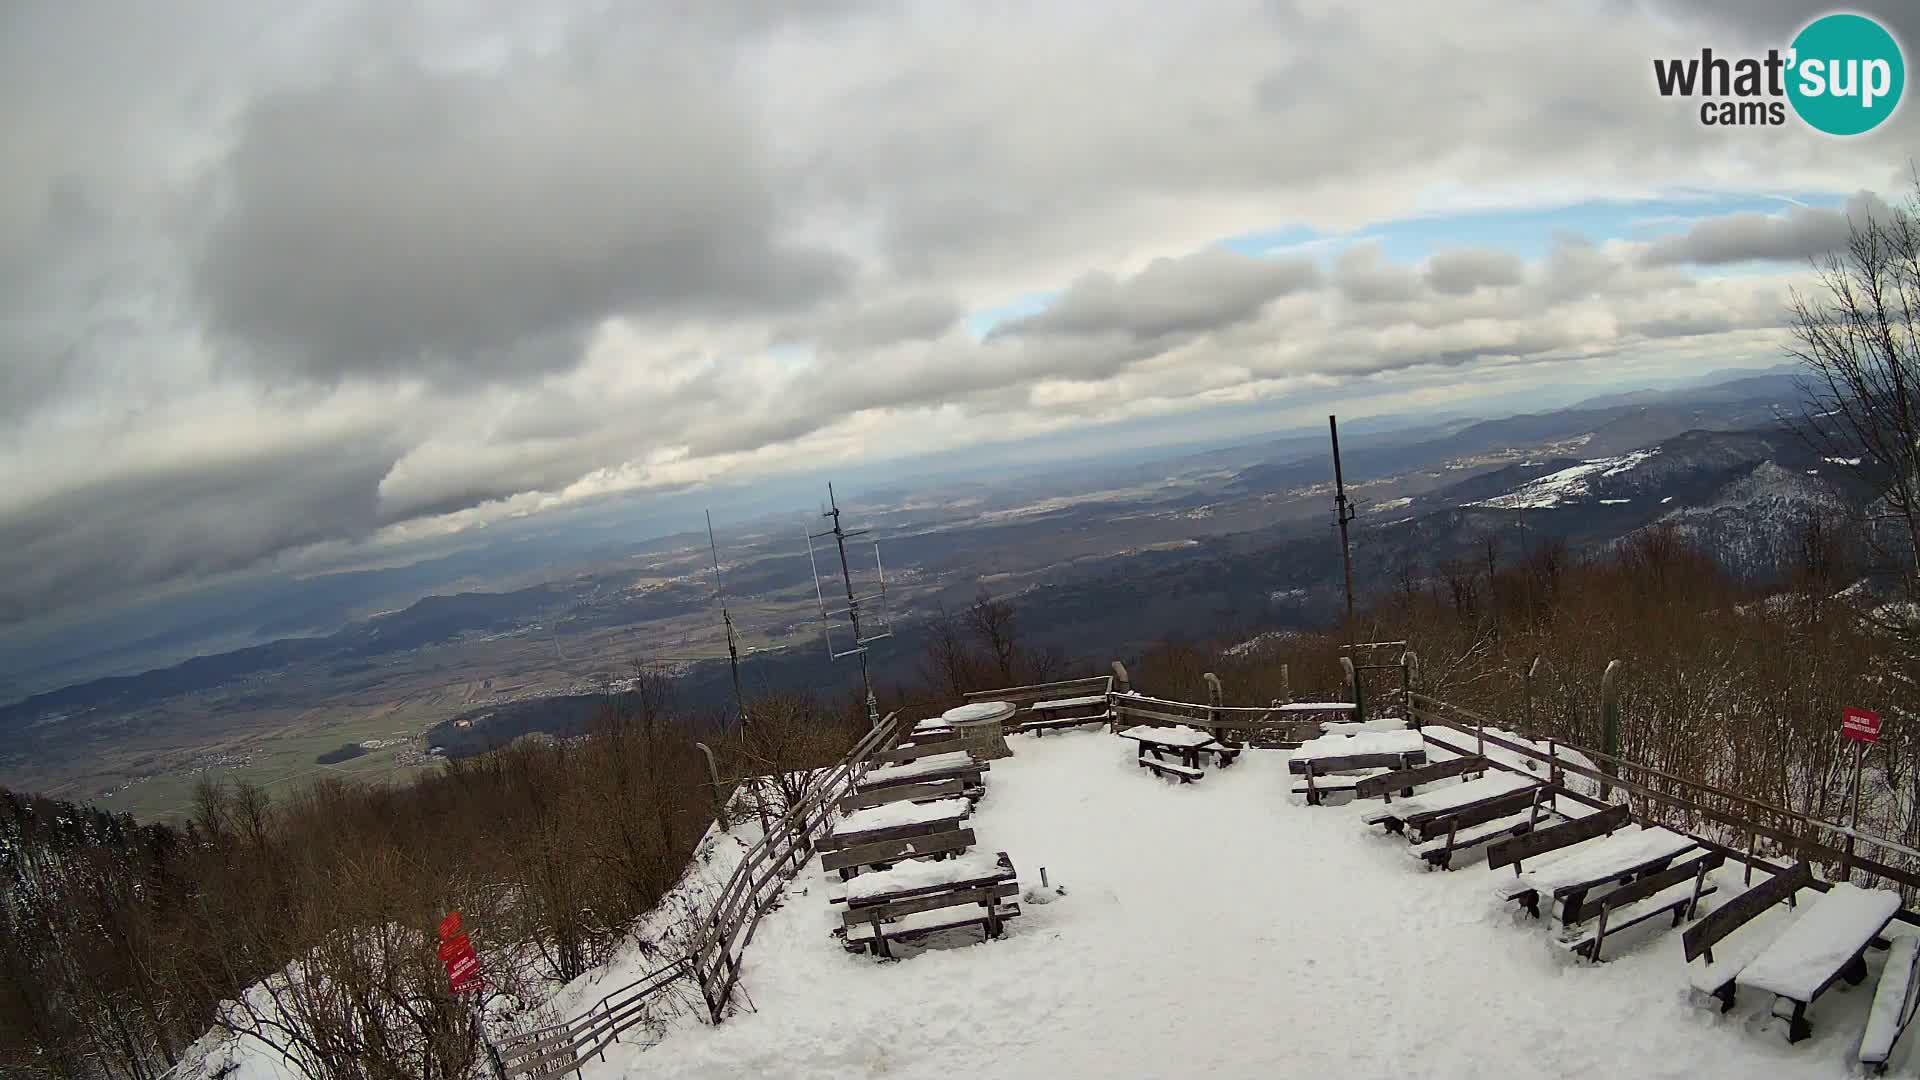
[1470,450,1659,510]
[604,731,1901,1079]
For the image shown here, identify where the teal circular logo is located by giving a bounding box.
[1787,13,1905,135]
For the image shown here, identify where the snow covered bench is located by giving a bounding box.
[838,777,966,815]
[1557,850,1722,962]
[843,881,1022,958]
[1683,860,1811,1011]
[821,797,969,857]
[1018,694,1112,735]
[1861,935,1920,1073]
[1717,880,1900,1043]
[1354,754,1488,802]
[1364,771,1541,841]
[1486,803,1630,875]
[831,850,1015,908]
[820,828,976,879]
[858,751,988,794]
[1287,729,1426,775]
[1410,793,1554,871]
[1140,757,1204,783]
[1501,824,1698,923]
[1119,724,1224,779]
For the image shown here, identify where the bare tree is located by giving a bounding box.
[1790,177,1920,591]
[964,588,1020,683]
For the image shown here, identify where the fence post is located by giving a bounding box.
[1599,660,1622,802]
[1402,651,1419,725]
[693,742,729,830]
[1111,660,1131,694]
[1341,656,1361,723]
[1524,655,1541,737]
[1279,663,1292,705]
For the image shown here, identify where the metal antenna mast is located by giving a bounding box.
[1329,414,1357,648]
[805,483,893,727]
[707,510,750,731]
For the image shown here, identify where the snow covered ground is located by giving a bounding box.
[604,727,1915,1080]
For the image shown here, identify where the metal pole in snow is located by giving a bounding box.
[1844,738,1864,882]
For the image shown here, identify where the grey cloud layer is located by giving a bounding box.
[0,0,1913,626]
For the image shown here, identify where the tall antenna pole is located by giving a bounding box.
[807,484,890,727]
[1330,415,1357,648]
[707,510,749,732]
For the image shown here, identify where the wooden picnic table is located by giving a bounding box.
[860,752,984,791]
[1365,772,1540,838]
[1506,825,1697,922]
[1117,724,1225,769]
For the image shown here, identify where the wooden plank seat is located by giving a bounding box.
[820,798,968,854]
[820,828,975,879]
[1412,795,1556,870]
[1729,882,1901,1042]
[1861,935,1920,1074]
[1019,694,1111,735]
[1502,824,1697,923]
[1140,757,1204,783]
[843,882,1021,958]
[831,850,1015,908]
[1364,771,1540,837]
[859,752,988,793]
[1353,754,1487,801]
[1487,803,1631,875]
[1557,851,1723,962]
[1287,730,1427,775]
[873,738,968,766]
[1684,861,1812,1009]
[838,778,965,815]
[1293,759,1410,806]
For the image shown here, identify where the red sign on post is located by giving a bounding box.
[1843,707,1882,743]
[438,911,483,994]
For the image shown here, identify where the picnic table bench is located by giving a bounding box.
[1501,823,1699,923]
[1862,935,1920,1073]
[1695,877,1902,1043]
[843,882,1021,958]
[1118,724,1234,782]
[820,797,968,858]
[1409,794,1556,871]
[831,850,1015,908]
[1020,694,1112,735]
[838,777,965,815]
[820,828,975,879]
[1556,850,1723,962]
[1364,771,1541,841]
[859,751,988,794]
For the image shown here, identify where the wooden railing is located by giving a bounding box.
[1110,691,1352,749]
[500,712,902,1079]
[1409,692,1920,909]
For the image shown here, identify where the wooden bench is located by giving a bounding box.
[1363,772,1538,835]
[858,752,988,794]
[1683,860,1810,1011]
[1355,755,1487,802]
[838,778,965,815]
[1288,748,1427,776]
[820,828,975,879]
[1119,725,1219,770]
[1018,694,1111,735]
[1400,783,1544,845]
[830,850,1014,906]
[1559,850,1722,962]
[1412,789,1554,870]
[872,738,967,767]
[1140,757,1204,783]
[1723,881,1900,1042]
[1502,824,1697,922]
[1294,755,1417,805]
[843,882,1022,958]
[1861,935,1920,1074]
[1487,803,1631,875]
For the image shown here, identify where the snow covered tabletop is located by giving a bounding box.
[914,716,955,731]
[943,700,1016,724]
[1738,883,1901,1001]
[1029,694,1108,710]
[1377,770,1537,819]
[1117,724,1216,748]
[1512,826,1696,896]
[862,752,977,786]
[844,851,1011,903]
[833,797,969,839]
[1294,729,1424,760]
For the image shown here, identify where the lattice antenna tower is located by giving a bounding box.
[805,483,893,727]
[642,511,759,732]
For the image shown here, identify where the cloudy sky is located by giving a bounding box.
[2,0,1917,634]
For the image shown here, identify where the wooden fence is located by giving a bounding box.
[499,712,902,1079]
[1409,692,1920,914]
